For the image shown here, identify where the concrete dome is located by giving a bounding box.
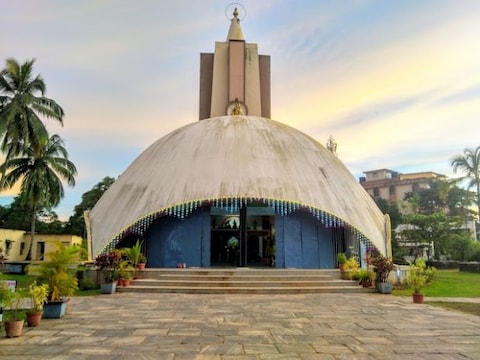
[88,115,388,256]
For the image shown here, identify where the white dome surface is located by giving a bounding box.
[89,116,387,255]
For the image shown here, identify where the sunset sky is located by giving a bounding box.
[1,0,480,219]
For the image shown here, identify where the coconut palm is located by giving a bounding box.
[451,146,480,220]
[0,58,64,188]
[0,134,77,260]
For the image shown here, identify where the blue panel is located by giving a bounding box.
[301,212,319,268]
[283,215,302,268]
[147,209,204,267]
[318,225,334,268]
[274,215,284,268]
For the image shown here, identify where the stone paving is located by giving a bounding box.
[0,292,479,359]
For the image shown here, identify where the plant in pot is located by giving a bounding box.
[95,249,122,294]
[371,254,394,294]
[118,260,135,287]
[124,240,146,278]
[0,282,26,338]
[26,282,49,327]
[27,241,81,318]
[357,268,373,287]
[337,253,347,272]
[406,258,434,303]
[341,256,359,280]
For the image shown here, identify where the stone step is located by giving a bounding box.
[127,278,355,288]
[115,268,375,294]
[117,284,374,294]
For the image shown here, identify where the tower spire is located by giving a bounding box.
[227,7,244,41]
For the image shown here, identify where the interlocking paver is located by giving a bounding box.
[0,293,479,359]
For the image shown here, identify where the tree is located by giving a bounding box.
[0,134,77,260]
[0,58,64,189]
[451,146,480,220]
[64,176,115,237]
[398,212,470,261]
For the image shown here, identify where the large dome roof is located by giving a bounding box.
[89,115,387,255]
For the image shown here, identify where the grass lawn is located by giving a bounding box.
[1,273,100,296]
[393,269,480,317]
[394,269,480,297]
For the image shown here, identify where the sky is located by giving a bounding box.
[1,0,480,220]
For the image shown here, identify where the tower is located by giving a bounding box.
[199,8,271,120]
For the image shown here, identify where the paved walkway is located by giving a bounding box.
[1,293,479,359]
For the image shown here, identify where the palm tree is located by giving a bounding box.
[0,134,77,260]
[0,58,64,188]
[451,146,480,220]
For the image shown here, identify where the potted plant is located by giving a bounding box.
[26,282,49,327]
[118,260,135,287]
[95,249,122,293]
[357,268,373,287]
[371,254,394,294]
[406,258,434,303]
[341,256,359,280]
[124,240,146,277]
[0,281,26,337]
[337,253,347,272]
[27,241,81,318]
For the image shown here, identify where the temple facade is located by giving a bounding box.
[87,9,390,268]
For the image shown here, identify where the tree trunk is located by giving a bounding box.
[25,205,36,261]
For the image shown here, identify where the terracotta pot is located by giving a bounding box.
[121,278,131,287]
[5,320,24,338]
[339,264,345,272]
[27,311,43,327]
[413,293,424,304]
[137,263,146,271]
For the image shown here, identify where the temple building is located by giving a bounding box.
[87,9,390,268]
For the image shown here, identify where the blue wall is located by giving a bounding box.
[146,207,335,268]
[147,208,210,267]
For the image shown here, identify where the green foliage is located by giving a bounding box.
[0,275,26,321]
[64,176,115,237]
[406,258,435,294]
[344,256,359,271]
[27,241,81,301]
[399,212,472,260]
[124,240,146,267]
[451,146,480,220]
[28,282,49,312]
[336,253,347,264]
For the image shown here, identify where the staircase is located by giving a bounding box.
[116,268,375,294]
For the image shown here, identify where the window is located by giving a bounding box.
[389,186,395,195]
[373,188,380,197]
[20,242,25,255]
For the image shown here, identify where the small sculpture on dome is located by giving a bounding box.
[230,98,243,115]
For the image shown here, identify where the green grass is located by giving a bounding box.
[394,270,480,297]
[394,270,480,317]
[1,273,100,296]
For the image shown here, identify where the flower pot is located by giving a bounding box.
[5,320,24,338]
[27,311,43,327]
[413,293,424,304]
[43,300,67,318]
[339,263,345,272]
[121,278,131,287]
[137,263,146,271]
[376,281,393,294]
[101,282,117,294]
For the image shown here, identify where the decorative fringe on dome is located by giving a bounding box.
[100,196,376,254]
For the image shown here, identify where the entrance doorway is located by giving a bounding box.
[210,206,275,267]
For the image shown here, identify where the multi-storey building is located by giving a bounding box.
[360,169,446,206]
